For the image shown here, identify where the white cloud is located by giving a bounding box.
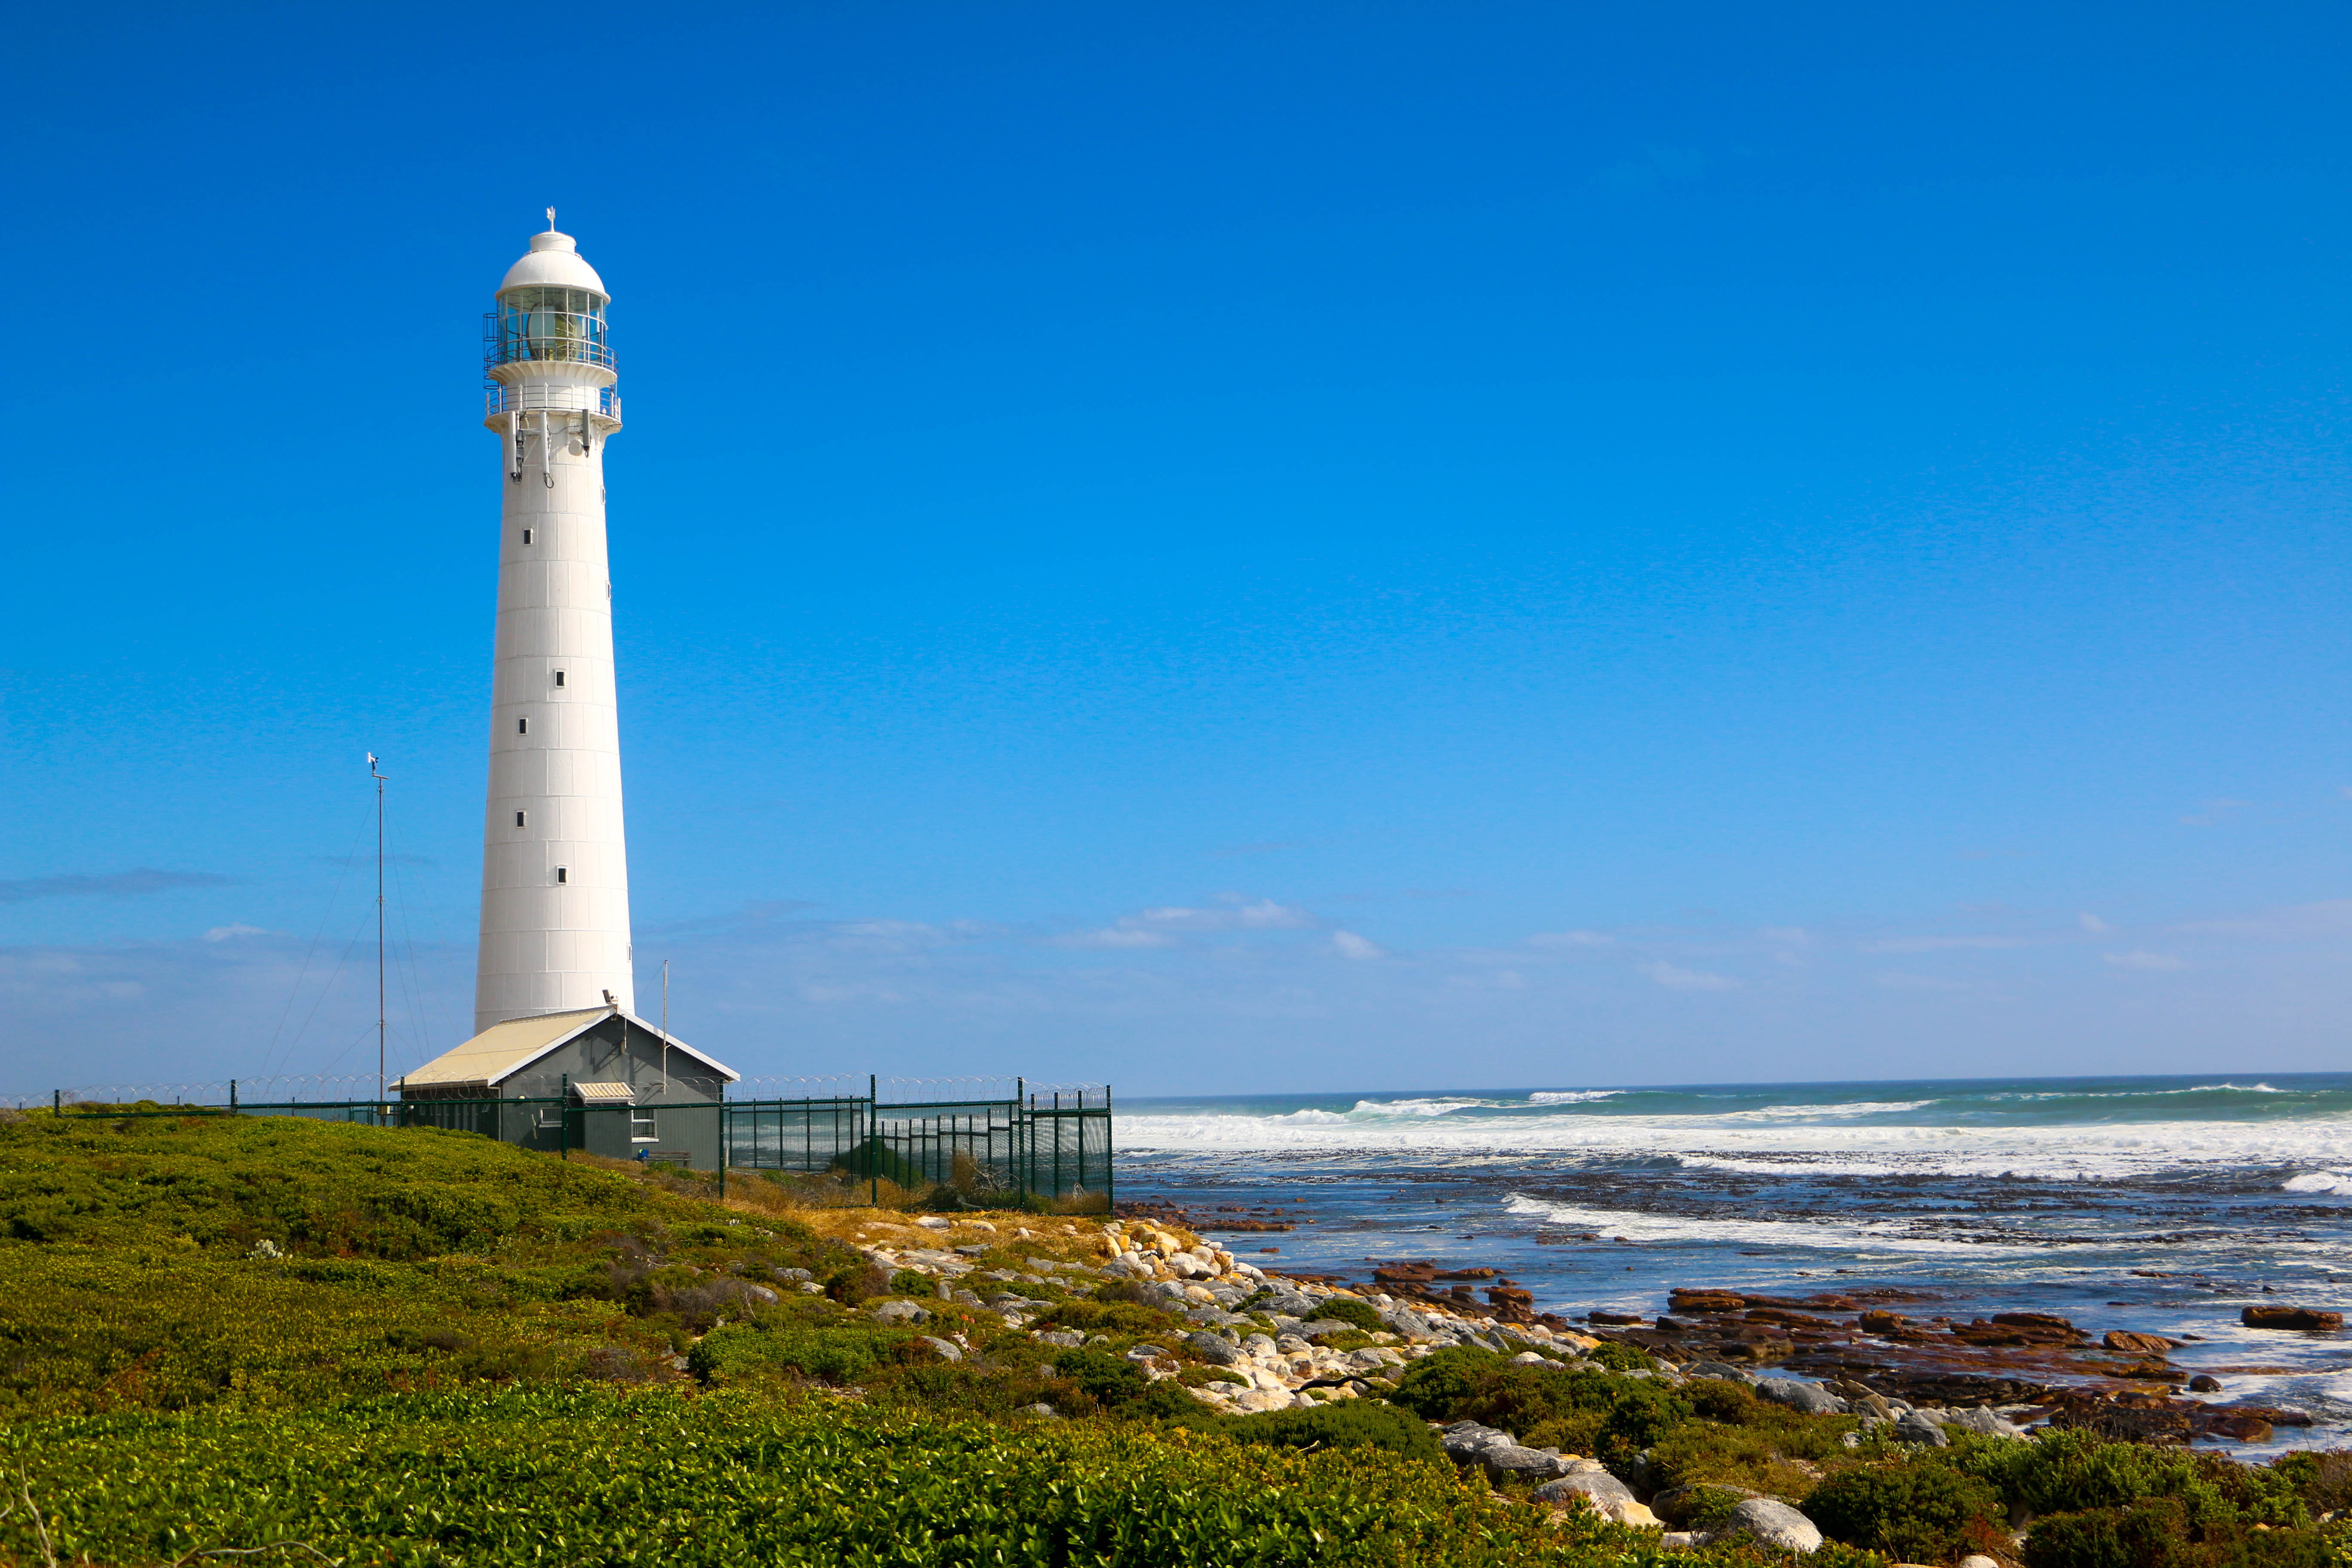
[2104,951,2186,971]
[1126,898,1316,933]
[2078,913,2110,934]
[1529,930,1614,949]
[203,924,270,942]
[1329,931,1384,961]
[1054,928,1177,950]
[1645,961,1736,992]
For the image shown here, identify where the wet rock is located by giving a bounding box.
[1589,1311,1646,1325]
[2103,1330,2176,1356]
[1993,1312,2074,1331]
[2189,1374,2222,1392]
[1859,1310,1908,1333]
[2202,1412,2275,1442]
[1712,1499,1822,1554]
[2242,1306,2343,1331]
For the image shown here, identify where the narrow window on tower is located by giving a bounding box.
[555,867,569,884]
[515,810,527,828]
[517,717,528,734]
[554,670,567,687]
[521,528,534,545]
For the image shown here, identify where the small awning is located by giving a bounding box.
[569,1081,635,1106]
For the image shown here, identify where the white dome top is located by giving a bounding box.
[498,229,608,299]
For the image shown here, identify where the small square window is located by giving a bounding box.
[535,1106,562,1130]
[522,528,534,545]
[514,810,527,828]
[555,867,569,884]
[517,717,528,734]
[554,670,567,688]
[631,1109,655,1139]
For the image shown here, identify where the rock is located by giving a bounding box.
[916,1335,963,1362]
[2201,1412,2274,1443]
[1020,1402,1061,1419]
[1892,1411,1951,1447]
[1589,1311,1646,1325]
[1960,1557,2002,1568]
[1940,1406,2023,1439]
[1187,1331,1243,1365]
[798,1281,826,1294]
[2104,1330,2176,1355]
[1037,1329,1084,1348]
[1659,1531,1703,1551]
[1991,1312,2073,1331]
[2242,1306,2343,1331]
[1859,1309,1907,1333]
[1682,1360,1755,1383]
[2190,1374,2222,1392]
[1533,1476,1665,1523]
[1297,1318,1359,1338]
[1481,1444,1571,1480]
[1532,1469,1641,1519]
[770,1267,814,1281]
[871,1300,930,1324]
[1712,1499,1822,1554]
[1756,1378,1848,1415]
[742,1283,779,1305]
[915,1216,952,1230]
[1125,1343,1168,1362]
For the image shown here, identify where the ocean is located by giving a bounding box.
[1114,1073,2352,1452]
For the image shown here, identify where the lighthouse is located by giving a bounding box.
[472,216,634,1032]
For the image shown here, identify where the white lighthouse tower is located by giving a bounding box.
[472,216,634,1032]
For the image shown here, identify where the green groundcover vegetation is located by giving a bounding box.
[3,1108,2351,1567]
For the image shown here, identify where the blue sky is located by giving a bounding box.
[5,3,2352,1097]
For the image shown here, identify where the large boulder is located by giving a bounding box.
[1892,1411,1951,1448]
[1712,1499,1822,1554]
[1756,1378,1848,1415]
[2104,1329,2176,1356]
[1186,1331,1243,1365]
[871,1300,930,1324]
[1941,1406,2024,1439]
[1481,1444,1571,1482]
[2243,1306,2344,1331]
[915,1335,962,1362]
[1533,1470,1646,1524]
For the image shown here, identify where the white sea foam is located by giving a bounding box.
[1500,1194,2045,1256]
[2284,1171,2352,1194]
[1528,1090,1623,1104]
[1115,1102,2352,1181]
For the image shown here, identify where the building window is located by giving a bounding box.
[555,867,569,883]
[554,670,566,687]
[518,717,528,734]
[515,810,527,827]
[521,528,534,545]
[631,1108,656,1139]
[535,1106,562,1130]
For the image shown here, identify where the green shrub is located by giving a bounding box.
[1310,1298,1384,1333]
[1053,1348,1148,1409]
[1964,1429,2311,1533]
[1806,1461,2006,1563]
[1222,1399,1446,1463]
[1583,1340,1657,1372]
[1041,1298,1182,1339]
[689,1325,914,1384]
[1387,1348,1688,1464]
[891,1269,937,1297]
[2023,1497,2330,1568]
[0,1386,1668,1567]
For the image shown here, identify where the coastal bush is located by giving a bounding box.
[1310,1297,1384,1333]
[1387,1348,1689,1463]
[2022,1497,2332,1568]
[1647,1380,1856,1497]
[0,1386,1663,1567]
[1805,1461,2006,1563]
[1042,1296,1183,1339]
[1965,1428,2311,1531]
[1583,1340,1658,1373]
[1054,1347,1149,1408]
[891,1268,937,1297]
[688,1323,918,1384]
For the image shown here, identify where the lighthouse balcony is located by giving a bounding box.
[487,383,622,423]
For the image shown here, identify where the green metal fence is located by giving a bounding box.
[46,1078,1113,1209]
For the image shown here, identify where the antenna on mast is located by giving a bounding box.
[546,206,557,232]
[369,753,388,1108]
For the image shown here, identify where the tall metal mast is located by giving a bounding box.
[370,752,388,1103]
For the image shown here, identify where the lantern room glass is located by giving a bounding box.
[487,285,612,370]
